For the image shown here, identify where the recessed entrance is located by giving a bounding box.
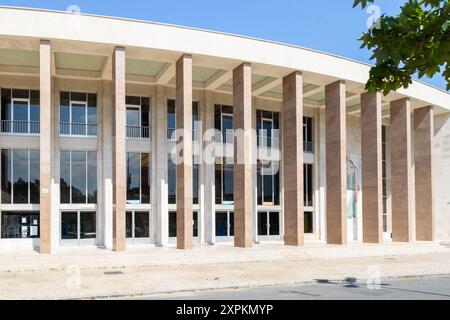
[60,211,96,246]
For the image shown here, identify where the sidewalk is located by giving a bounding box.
[0,241,449,299]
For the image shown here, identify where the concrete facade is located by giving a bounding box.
[0,7,449,253]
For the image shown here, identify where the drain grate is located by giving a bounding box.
[104,271,124,275]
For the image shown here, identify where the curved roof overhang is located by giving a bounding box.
[0,6,448,114]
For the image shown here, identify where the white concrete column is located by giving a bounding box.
[153,85,169,246]
[203,90,216,244]
[39,39,53,254]
[101,80,114,249]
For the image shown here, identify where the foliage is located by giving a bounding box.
[353,0,449,94]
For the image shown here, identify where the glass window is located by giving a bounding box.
[168,156,176,204]
[304,211,313,233]
[61,211,96,241]
[223,164,233,204]
[304,164,313,207]
[193,211,198,237]
[215,211,228,236]
[257,211,267,236]
[80,212,96,239]
[125,152,150,205]
[29,150,40,204]
[169,211,177,237]
[1,149,12,204]
[71,151,87,203]
[0,89,40,134]
[141,153,150,204]
[1,149,40,204]
[12,149,28,204]
[126,153,140,203]
[60,151,97,204]
[126,211,133,238]
[60,92,97,136]
[193,163,199,204]
[87,152,97,203]
[303,117,313,152]
[269,212,280,235]
[61,211,77,240]
[134,211,150,238]
[1,212,40,239]
[60,151,71,204]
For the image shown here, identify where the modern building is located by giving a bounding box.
[0,7,449,253]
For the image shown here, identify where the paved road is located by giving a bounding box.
[143,275,450,300]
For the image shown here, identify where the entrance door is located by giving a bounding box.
[61,211,96,246]
[126,211,151,244]
[215,210,234,241]
[257,211,280,240]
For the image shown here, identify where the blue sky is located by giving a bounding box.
[1,0,446,90]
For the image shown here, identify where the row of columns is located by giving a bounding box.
[37,40,435,253]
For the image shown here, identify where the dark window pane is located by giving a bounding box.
[135,211,150,238]
[214,105,221,131]
[13,150,28,204]
[168,156,176,204]
[71,103,86,124]
[60,92,70,123]
[193,163,199,204]
[193,211,198,237]
[126,153,140,203]
[87,93,97,124]
[87,151,97,203]
[61,211,77,239]
[70,92,86,102]
[223,164,233,203]
[60,151,71,203]
[71,151,87,203]
[141,97,150,128]
[215,211,228,236]
[257,162,262,205]
[274,168,280,205]
[1,149,12,203]
[1,212,39,239]
[1,89,12,123]
[30,92,40,133]
[229,211,234,236]
[80,212,96,239]
[169,211,176,237]
[126,106,140,126]
[126,211,132,238]
[269,212,280,235]
[29,150,40,204]
[215,164,222,204]
[126,96,140,105]
[258,212,267,236]
[12,89,29,99]
[304,211,313,233]
[167,99,176,129]
[141,153,150,204]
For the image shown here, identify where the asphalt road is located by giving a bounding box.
[143,275,450,300]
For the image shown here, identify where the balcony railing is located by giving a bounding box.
[167,128,200,142]
[0,120,40,136]
[257,131,280,149]
[60,122,97,137]
[126,125,150,140]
